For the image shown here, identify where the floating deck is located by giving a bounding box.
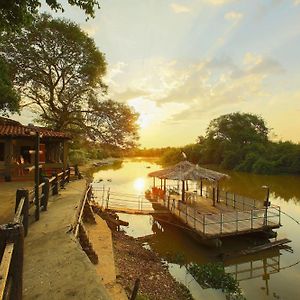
[152,193,281,240]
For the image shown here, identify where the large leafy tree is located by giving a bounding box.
[205,112,269,146]
[0,14,139,148]
[0,57,20,115]
[0,0,100,31]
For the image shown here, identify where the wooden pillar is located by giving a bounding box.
[34,132,40,221]
[181,180,185,203]
[216,182,219,203]
[153,177,156,188]
[163,179,166,193]
[160,178,162,189]
[4,137,13,181]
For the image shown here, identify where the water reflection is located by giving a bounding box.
[133,178,145,193]
[92,158,300,300]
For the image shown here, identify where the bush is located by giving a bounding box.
[69,149,88,165]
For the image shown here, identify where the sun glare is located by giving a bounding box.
[133,178,145,192]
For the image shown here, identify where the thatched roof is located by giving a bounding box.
[148,160,229,182]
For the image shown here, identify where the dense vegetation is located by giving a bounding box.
[0,14,138,149]
[138,113,300,175]
[0,0,100,31]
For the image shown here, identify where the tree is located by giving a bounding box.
[0,0,100,31]
[206,112,269,146]
[0,57,20,115]
[0,14,139,148]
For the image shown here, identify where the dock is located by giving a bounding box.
[152,192,281,241]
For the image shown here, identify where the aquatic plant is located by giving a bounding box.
[188,262,246,300]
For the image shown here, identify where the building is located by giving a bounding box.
[0,117,70,181]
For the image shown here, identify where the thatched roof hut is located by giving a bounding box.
[148,160,228,182]
[148,160,229,204]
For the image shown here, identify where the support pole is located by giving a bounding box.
[200,180,203,197]
[181,180,185,203]
[34,131,40,221]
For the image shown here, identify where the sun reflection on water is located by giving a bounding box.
[133,177,145,193]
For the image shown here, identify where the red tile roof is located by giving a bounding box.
[0,117,69,139]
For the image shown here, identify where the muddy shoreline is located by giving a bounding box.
[112,230,193,300]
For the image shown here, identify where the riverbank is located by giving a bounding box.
[112,230,193,300]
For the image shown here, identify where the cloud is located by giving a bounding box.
[203,0,236,6]
[106,54,284,127]
[294,0,300,5]
[170,3,191,13]
[224,11,244,23]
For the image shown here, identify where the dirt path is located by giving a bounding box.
[112,230,193,300]
[23,179,111,300]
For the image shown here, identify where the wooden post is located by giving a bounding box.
[220,213,223,234]
[163,179,166,193]
[233,193,236,209]
[66,167,71,183]
[200,180,203,197]
[15,189,29,237]
[130,278,140,300]
[212,187,216,206]
[167,195,170,210]
[52,172,59,195]
[41,177,50,211]
[0,223,24,300]
[153,177,155,188]
[251,210,254,229]
[34,132,40,221]
[181,180,185,203]
[225,192,228,206]
[61,169,65,189]
[216,182,219,203]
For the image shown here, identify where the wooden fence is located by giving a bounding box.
[0,166,80,300]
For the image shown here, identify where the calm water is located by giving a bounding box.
[92,158,300,300]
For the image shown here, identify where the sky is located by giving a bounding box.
[17,0,300,147]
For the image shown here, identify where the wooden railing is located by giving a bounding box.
[0,166,81,300]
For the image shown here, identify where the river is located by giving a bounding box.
[92,158,300,300]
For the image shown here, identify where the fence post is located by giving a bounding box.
[41,177,50,211]
[60,170,65,189]
[0,223,24,300]
[52,172,59,195]
[15,189,29,237]
[279,207,281,225]
[233,194,236,209]
[251,210,253,229]
[67,167,71,183]
[225,192,228,206]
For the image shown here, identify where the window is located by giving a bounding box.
[0,143,4,161]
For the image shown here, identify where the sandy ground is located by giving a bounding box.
[23,179,111,300]
[0,181,34,224]
[86,215,128,300]
[112,230,194,300]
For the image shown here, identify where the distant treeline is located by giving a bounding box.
[133,113,300,175]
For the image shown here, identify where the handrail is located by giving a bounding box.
[0,165,80,300]
[0,243,14,300]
